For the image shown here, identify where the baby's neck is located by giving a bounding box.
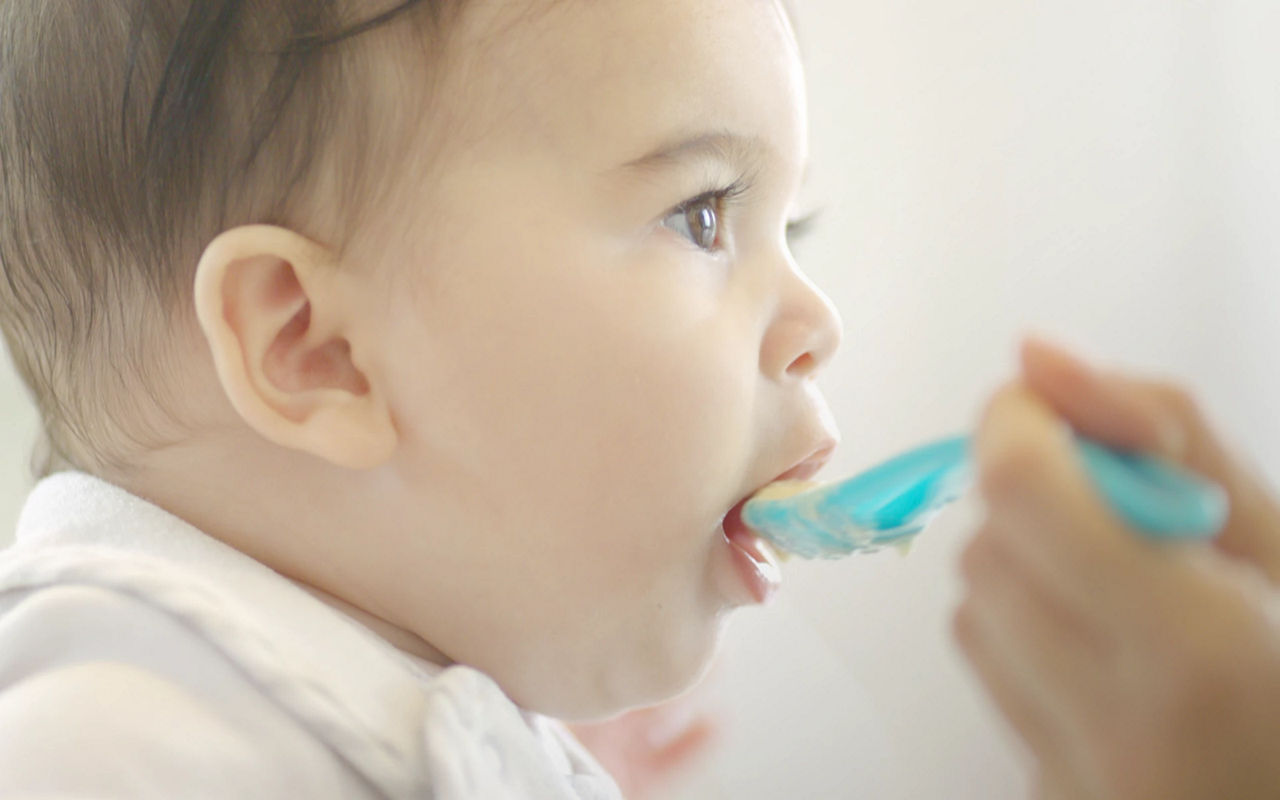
[292,581,453,667]
[108,426,452,670]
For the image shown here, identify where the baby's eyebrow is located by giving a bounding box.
[618,130,772,176]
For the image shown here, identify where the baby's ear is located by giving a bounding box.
[193,225,396,469]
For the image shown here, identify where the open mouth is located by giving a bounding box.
[720,498,782,604]
[727,443,837,531]
[716,444,836,604]
[721,496,753,543]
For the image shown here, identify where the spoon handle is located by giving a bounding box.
[1072,436,1227,538]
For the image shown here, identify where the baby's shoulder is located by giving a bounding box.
[0,653,267,793]
[0,546,269,700]
[0,581,377,797]
[0,580,232,680]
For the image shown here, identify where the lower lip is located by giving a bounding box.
[721,500,782,605]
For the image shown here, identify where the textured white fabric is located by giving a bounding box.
[0,472,621,799]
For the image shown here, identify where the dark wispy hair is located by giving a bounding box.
[0,0,450,478]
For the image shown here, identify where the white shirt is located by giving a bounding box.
[0,471,622,799]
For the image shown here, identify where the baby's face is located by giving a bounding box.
[353,0,841,718]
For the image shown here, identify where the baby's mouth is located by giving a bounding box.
[732,445,837,521]
[720,445,837,579]
[721,496,759,544]
[721,498,783,604]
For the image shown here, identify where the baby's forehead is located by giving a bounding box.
[419,0,804,172]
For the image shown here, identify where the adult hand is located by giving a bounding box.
[954,337,1280,800]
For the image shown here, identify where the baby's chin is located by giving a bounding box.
[503,613,730,722]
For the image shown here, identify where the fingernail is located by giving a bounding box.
[1025,334,1187,458]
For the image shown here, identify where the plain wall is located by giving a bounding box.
[2,2,1278,798]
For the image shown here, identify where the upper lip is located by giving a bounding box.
[721,438,839,533]
[771,440,838,485]
[735,438,839,510]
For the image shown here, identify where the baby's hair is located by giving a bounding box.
[0,0,455,478]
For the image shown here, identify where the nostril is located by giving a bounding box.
[787,352,816,378]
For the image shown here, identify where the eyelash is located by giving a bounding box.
[664,180,820,253]
[786,210,820,248]
[665,180,749,253]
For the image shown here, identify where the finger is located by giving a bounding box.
[954,540,1108,799]
[1106,374,1280,583]
[958,528,1114,733]
[975,381,1161,629]
[953,591,1062,761]
[1020,336,1178,456]
[1020,336,1280,582]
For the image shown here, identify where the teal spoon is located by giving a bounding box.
[741,435,1229,559]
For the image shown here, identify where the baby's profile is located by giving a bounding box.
[0,0,841,795]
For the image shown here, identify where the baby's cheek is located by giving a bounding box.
[627,361,750,506]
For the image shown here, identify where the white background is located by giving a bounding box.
[3,1,1278,798]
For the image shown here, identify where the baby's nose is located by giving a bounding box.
[759,266,843,382]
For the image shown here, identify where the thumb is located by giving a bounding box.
[1019,335,1280,582]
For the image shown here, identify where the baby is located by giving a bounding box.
[0,0,839,796]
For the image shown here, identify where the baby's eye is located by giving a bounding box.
[662,194,723,252]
